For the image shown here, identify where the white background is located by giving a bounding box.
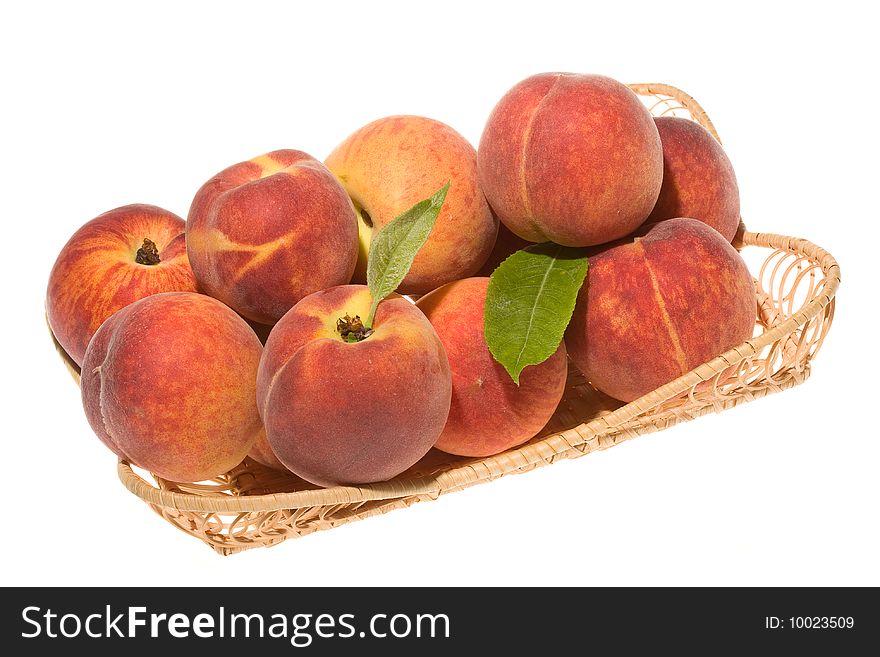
[1,1,876,586]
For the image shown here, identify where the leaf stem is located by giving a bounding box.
[365,297,380,330]
[363,181,450,330]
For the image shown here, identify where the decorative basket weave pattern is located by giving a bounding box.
[52,83,841,555]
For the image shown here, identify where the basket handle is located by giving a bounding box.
[629,82,721,143]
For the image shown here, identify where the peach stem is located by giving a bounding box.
[336,314,373,343]
[135,238,161,265]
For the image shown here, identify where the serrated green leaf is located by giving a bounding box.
[484,242,589,384]
[365,182,449,327]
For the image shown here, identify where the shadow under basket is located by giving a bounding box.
[51,83,841,555]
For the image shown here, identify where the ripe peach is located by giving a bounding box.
[478,73,663,247]
[416,277,568,457]
[248,429,286,471]
[565,218,755,402]
[80,292,263,482]
[186,149,358,324]
[647,117,741,242]
[47,204,198,366]
[325,116,497,294]
[257,285,452,487]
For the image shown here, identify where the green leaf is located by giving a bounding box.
[484,242,589,384]
[365,181,449,327]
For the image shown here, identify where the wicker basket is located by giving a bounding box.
[51,83,840,555]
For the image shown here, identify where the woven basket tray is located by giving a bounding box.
[51,83,841,555]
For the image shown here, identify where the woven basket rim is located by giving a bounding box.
[49,82,842,515]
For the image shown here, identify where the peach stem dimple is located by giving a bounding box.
[135,238,161,265]
[336,314,373,343]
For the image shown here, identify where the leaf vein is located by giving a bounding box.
[510,243,563,370]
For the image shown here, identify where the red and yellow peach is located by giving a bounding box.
[47,204,198,366]
[478,73,663,247]
[80,292,264,482]
[647,117,741,242]
[257,285,452,487]
[325,116,497,294]
[417,277,568,457]
[565,218,756,402]
[186,149,358,324]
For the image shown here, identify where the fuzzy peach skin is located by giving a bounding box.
[565,218,756,402]
[477,73,663,247]
[646,117,741,242]
[80,292,263,482]
[47,204,198,366]
[416,277,568,457]
[247,429,286,471]
[324,116,497,294]
[256,285,452,487]
[186,149,358,324]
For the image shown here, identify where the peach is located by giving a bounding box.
[248,429,286,471]
[80,292,263,482]
[565,218,755,402]
[257,285,452,487]
[186,149,358,324]
[325,116,497,294]
[647,117,741,242]
[477,73,663,247]
[416,277,568,457]
[475,221,532,277]
[46,204,198,366]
